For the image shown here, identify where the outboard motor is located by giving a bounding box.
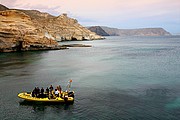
[68,92,74,98]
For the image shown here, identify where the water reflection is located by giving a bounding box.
[19,100,74,112]
[0,51,47,78]
[0,51,47,66]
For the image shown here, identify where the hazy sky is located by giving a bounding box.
[1,0,180,34]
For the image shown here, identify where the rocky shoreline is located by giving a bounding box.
[0,45,67,52]
[61,44,92,48]
[0,44,93,52]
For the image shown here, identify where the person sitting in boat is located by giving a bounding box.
[45,87,49,93]
[36,87,40,98]
[32,88,36,97]
[40,87,44,98]
[33,87,38,97]
[54,89,59,97]
[57,85,62,96]
[49,85,53,92]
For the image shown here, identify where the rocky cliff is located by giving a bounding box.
[88,26,110,36]
[0,4,103,52]
[88,26,171,36]
[0,4,9,11]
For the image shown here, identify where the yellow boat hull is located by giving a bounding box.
[18,92,74,103]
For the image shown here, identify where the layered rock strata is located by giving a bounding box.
[0,4,103,52]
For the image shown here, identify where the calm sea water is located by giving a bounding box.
[0,36,180,120]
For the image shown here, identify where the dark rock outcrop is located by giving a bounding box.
[88,26,110,36]
[61,44,92,47]
[0,4,9,11]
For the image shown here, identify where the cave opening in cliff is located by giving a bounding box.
[82,37,87,40]
[17,41,23,51]
[71,37,77,41]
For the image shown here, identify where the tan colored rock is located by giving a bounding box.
[0,4,104,52]
[20,10,104,41]
[0,10,58,52]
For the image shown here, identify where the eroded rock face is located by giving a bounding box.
[0,10,58,52]
[0,4,103,52]
[22,11,103,41]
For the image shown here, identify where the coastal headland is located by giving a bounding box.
[88,26,171,36]
[0,4,103,52]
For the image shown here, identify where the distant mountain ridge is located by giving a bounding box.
[88,26,171,36]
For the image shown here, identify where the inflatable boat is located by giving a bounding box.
[18,91,74,103]
[18,80,74,103]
